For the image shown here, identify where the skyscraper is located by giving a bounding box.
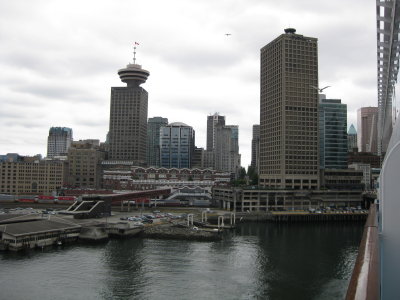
[357,107,378,153]
[348,124,357,152]
[47,127,73,158]
[147,117,168,167]
[319,96,348,169]
[251,125,260,173]
[207,113,225,151]
[108,56,150,165]
[214,125,241,176]
[160,122,195,168]
[259,28,319,189]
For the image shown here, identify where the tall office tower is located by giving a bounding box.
[108,57,150,165]
[67,140,105,189]
[147,117,168,167]
[348,124,358,152]
[259,28,319,189]
[47,127,73,158]
[319,97,348,169]
[215,125,241,176]
[207,113,225,151]
[160,122,195,168]
[357,107,378,154]
[251,125,260,172]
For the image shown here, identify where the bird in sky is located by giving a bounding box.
[225,33,231,36]
[310,85,331,93]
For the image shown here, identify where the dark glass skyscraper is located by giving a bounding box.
[160,122,195,168]
[108,60,150,164]
[147,117,168,167]
[319,97,348,169]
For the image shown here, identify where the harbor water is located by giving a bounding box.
[0,222,363,300]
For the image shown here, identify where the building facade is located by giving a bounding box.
[108,60,149,165]
[160,122,195,169]
[251,124,260,173]
[214,125,241,177]
[207,113,225,151]
[259,28,319,189]
[357,107,378,154]
[67,140,106,189]
[0,159,68,195]
[147,117,168,167]
[319,97,347,169]
[47,127,73,158]
[348,124,358,152]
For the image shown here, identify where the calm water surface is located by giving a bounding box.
[0,222,363,300]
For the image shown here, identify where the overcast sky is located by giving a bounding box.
[0,0,379,167]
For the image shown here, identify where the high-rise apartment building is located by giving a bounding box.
[259,28,319,189]
[67,140,105,189]
[47,127,73,158]
[319,97,348,169]
[108,58,149,165]
[357,107,378,154]
[214,125,241,176]
[348,124,357,152]
[147,117,168,167]
[160,122,195,168]
[251,125,260,173]
[207,113,225,151]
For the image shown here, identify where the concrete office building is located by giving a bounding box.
[251,124,260,172]
[47,127,73,158]
[0,159,68,195]
[214,125,241,177]
[147,117,168,167]
[207,113,225,151]
[348,124,357,152]
[67,140,106,189]
[160,122,195,169]
[319,97,348,169]
[259,28,319,189]
[357,107,378,154]
[108,56,150,165]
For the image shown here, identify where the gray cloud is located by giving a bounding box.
[0,0,378,167]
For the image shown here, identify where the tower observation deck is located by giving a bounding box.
[118,63,150,87]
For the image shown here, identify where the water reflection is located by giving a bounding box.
[0,222,363,300]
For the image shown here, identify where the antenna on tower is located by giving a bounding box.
[133,42,140,64]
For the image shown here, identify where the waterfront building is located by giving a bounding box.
[320,169,364,190]
[160,122,195,169]
[212,186,362,212]
[349,163,372,191]
[348,124,358,152]
[357,107,378,154]
[251,125,260,173]
[214,125,241,177]
[0,158,68,195]
[147,117,168,167]
[108,56,149,165]
[259,28,319,189]
[47,127,73,159]
[102,165,230,191]
[207,113,225,151]
[319,97,348,169]
[348,152,380,169]
[67,140,106,189]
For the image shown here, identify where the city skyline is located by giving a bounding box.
[1,0,378,168]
